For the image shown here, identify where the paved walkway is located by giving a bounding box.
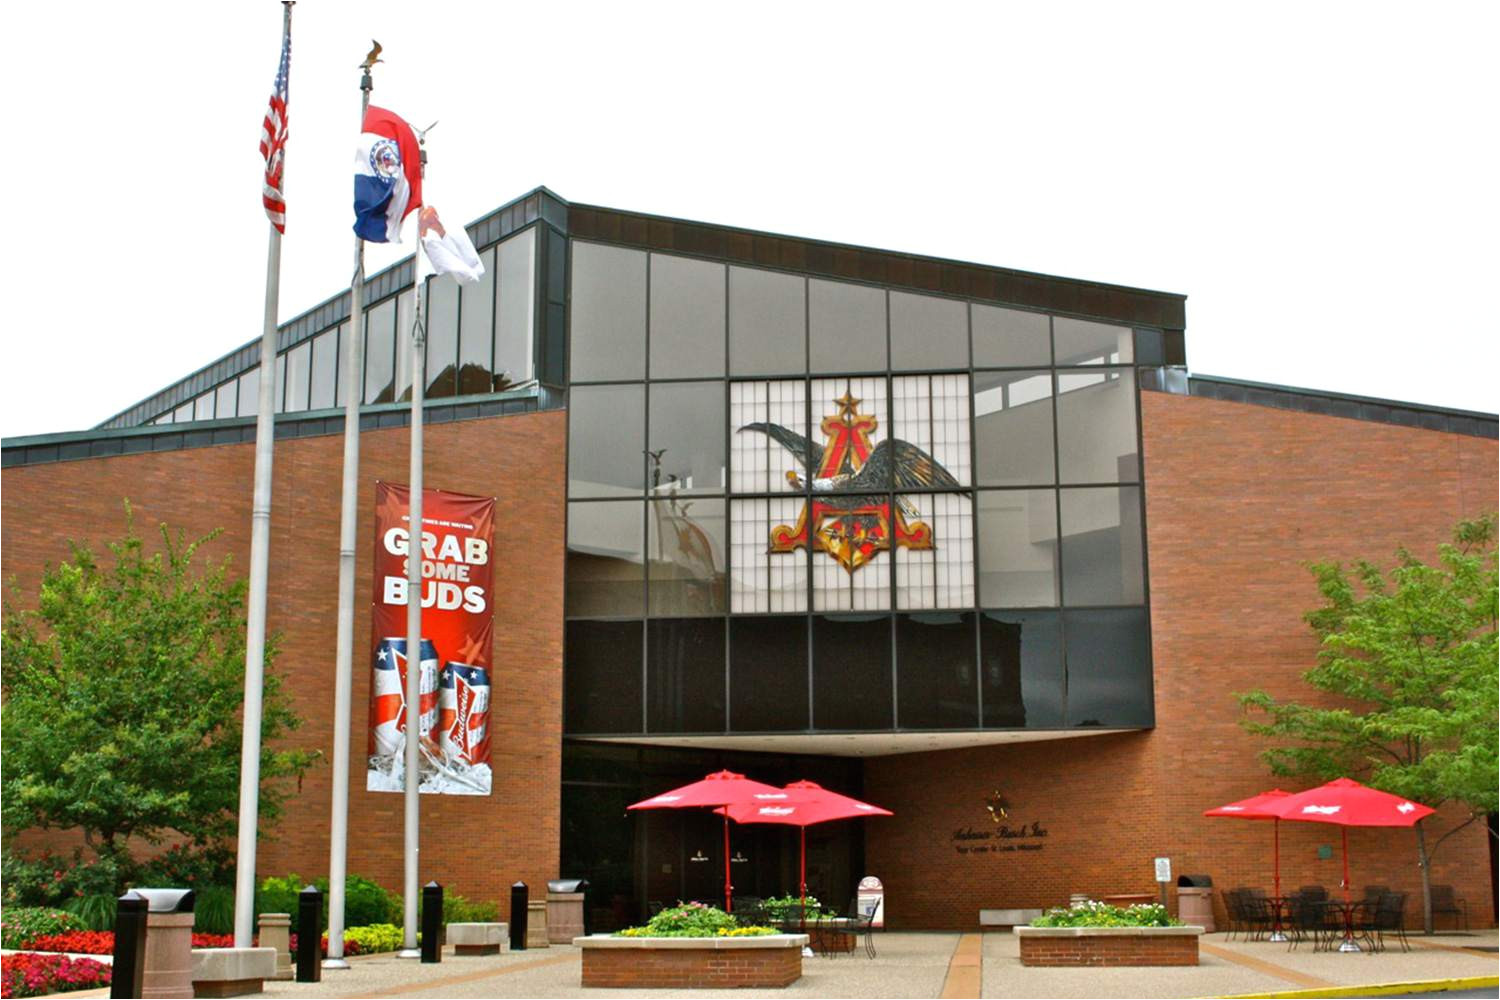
[30,929,1499,998]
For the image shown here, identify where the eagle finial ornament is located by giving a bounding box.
[360,40,384,71]
[985,790,1010,824]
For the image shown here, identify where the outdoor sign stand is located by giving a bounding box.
[1154,857,1170,910]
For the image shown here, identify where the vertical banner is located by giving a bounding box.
[367,482,494,795]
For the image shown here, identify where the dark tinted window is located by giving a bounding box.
[729,266,805,375]
[651,254,725,379]
[812,614,892,730]
[1056,368,1137,484]
[568,384,645,497]
[458,250,495,394]
[648,498,726,615]
[896,612,977,729]
[1059,487,1144,606]
[890,291,966,370]
[565,619,642,734]
[648,382,725,496]
[365,299,396,403]
[809,279,885,373]
[977,489,1058,607]
[426,276,459,397]
[309,327,338,410]
[567,500,644,616]
[495,229,535,388]
[1054,317,1132,365]
[980,610,1062,728]
[647,617,725,733]
[972,304,1050,367]
[974,370,1055,486]
[571,242,646,381]
[729,616,808,731]
[1063,608,1152,728]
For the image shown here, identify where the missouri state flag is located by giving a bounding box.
[354,106,423,243]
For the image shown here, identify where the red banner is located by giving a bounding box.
[366,482,494,795]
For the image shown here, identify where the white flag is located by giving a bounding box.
[417,206,484,284]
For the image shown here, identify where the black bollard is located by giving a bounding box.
[110,890,148,1000]
[510,882,528,951]
[296,885,322,983]
[421,882,443,963]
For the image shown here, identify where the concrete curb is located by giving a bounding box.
[1215,974,1499,999]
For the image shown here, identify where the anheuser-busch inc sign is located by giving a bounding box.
[366,481,495,796]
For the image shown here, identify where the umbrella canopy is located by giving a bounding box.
[1203,789,1293,819]
[723,780,892,922]
[626,770,786,912]
[1263,777,1435,945]
[1261,778,1434,827]
[1204,789,1292,901]
[627,770,784,811]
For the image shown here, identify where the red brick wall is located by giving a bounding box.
[1018,930,1199,967]
[580,944,803,988]
[1,411,566,917]
[865,392,1497,930]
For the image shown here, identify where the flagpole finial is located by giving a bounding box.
[360,40,382,91]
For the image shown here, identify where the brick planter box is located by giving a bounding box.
[1015,926,1203,967]
[575,934,809,988]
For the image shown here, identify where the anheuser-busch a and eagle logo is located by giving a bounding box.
[740,389,959,573]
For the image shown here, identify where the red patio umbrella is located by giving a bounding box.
[1203,789,1293,897]
[721,780,892,923]
[626,770,785,912]
[1204,789,1293,940]
[1263,778,1434,951]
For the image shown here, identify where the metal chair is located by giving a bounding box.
[845,895,877,958]
[1367,892,1409,953]
[1430,885,1469,931]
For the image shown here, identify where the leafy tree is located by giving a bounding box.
[1239,514,1498,934]
[2,503,316,865]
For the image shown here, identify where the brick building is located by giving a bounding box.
[3,188,1495,931]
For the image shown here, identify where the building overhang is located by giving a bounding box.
[576,728,1144,758]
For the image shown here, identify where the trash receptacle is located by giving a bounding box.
[136,888,196,999]
[547,879,589,943]
[1176,875,1214,932]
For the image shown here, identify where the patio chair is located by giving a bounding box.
[1221,889,1247,940]
[1297,885,1328,903]
[1286,893,1336,951]
[1430,885,1469,931]
[846,895,877,958]
[1362,884,1390,901]
[1368,892,1409,953]
[1242,894,1277,941]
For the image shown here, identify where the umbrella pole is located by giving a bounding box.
[724,811,732,913]
[1267,818,1288,942]
[1337,826,1359,952]
[1273,818,1281,899]
[800,827,807,931]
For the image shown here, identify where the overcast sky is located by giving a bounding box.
[3,2,1495,439]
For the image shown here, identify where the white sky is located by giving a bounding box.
[3,1,1496,439]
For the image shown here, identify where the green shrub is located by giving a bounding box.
[2,849,132,909]
[62,893,117,931]
[138,844,235,889]
[1031,901,1180,928]
[387,889,497,928]
[761,894,822,922]
[255,874,306,922]
[343,923,404,953]
[0,907,81,949]
[335,875,394,929]
[193,885,235,935]
[614,902,774,938]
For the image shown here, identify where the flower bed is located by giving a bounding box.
[14,926,399,957]
[584,904,803,988]
[1,953,111,999]
[1018,903,1200,967]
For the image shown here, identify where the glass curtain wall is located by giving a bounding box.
[566,240,1154,736]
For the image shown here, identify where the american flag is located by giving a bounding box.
[259,12,292,233]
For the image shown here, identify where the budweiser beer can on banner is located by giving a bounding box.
[438,663,491,765]
[371,637,439,756]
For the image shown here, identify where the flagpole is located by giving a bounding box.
[398,144,429,959]
[324,47,376,970]
[233,0,293,949]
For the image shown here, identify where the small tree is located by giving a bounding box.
[1239,514,1498,934]
[2,503,315,864]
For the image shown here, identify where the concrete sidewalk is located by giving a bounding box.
[31,928,1499,998]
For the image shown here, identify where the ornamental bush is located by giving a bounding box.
[615,902,775,938]
[342,924,404,954]
[761,894,822,922]
[1031,901,1180,928]
[1,953,111,999]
